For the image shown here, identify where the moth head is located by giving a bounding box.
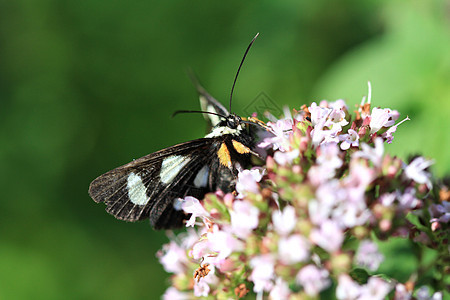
[226,114,242,129]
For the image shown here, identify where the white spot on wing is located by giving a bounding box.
[160,155,191,184]
[205,124,243,138]
[206,104,222,126]
[193,165,209,188]
[127,172,150,205]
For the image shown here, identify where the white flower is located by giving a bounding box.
[337,275,392,300]
[369,107,398,134]
[272,206,297,235]
[296,265,330,296]
[259,119,293,151]
[230,200,259,238]
[339,129,359,150]
[193,278,210,297]
[404,156,434,189]
[269,277,291,300]
[273,148,299,165]
[159,241,188,273]
[250,255,275,292]
[354,137,384,168]
[416,286,443,300]
[206,227,243,261]
[180,196,210,227]
[325,107,349,131]
[316,142,343,170]
[355,240,384,271]
[310,220,344,253]
[309,102,332,127]
[278,234,310,264]
[358,277,392,300]
[163,287,189,300]
[382,116,410,143]
[336,274,361,300]
[236,169,263,195]
[394,284,412,300]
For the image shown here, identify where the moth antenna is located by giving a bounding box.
[241,120,270,131]
[229,33,260,113]
[172,110,227,119]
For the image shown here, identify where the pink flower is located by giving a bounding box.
[358,277,392,300]
[328,161,374,228]
[272,206,297,235]
[307,164,336,186]
[339,129,359,150]
[181,196,210,227]
[379,192,396,206]
[278,234,310,264]
[404,156,434,189]
[397,187,421,210]
[354,137,384,168]
[310,220,344,252]
[394,284,412,300]
[269,277,291,299]
[311,124,340,147]
[345,160,375,200]
[296,265,331,296]
[191,238,210,260]
[382,116,410,143]
[325,107,349,131]
[249,255,275,292]
[316,143,343,170]
[369,107,399,134]
[206,226,243,261]
[158,240,188,273]
[273,149,299,165]
[309,180,343,224]
[355,240,384,271]
[429,202,450,225]
[416,286,443,300]
[193,279,210,297]
[236,169,263,195]
[336,274,362,300]
[181,227,203,248]
[331,199,370,229]
[230,200,259,238]
[193,265,218,297]
[259,119,293,151]
[329,99,348,111]
[163,287,190,300]
[337,275,392,300]
[309,102,332,127]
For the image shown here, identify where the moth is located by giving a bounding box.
[89,34,268,229]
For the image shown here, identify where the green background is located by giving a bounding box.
[0,0,448,299]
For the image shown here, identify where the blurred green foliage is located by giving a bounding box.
[0,0,448,299]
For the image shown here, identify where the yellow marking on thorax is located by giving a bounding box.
[217,143,232,168]
[232,140,251,154]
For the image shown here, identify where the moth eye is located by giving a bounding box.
[227,116,240,129]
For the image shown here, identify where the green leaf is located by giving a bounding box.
[349,268,369,284]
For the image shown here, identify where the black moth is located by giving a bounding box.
[89,34,267,229]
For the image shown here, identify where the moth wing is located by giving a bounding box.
[88,138,220,229]
[188,71,229,127]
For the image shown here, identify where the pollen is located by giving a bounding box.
[232,140,251,154]
[194,263,210,282]
[234,283,249,298]
[217,143,232,168]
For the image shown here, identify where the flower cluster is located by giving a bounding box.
[157,84,448,299]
